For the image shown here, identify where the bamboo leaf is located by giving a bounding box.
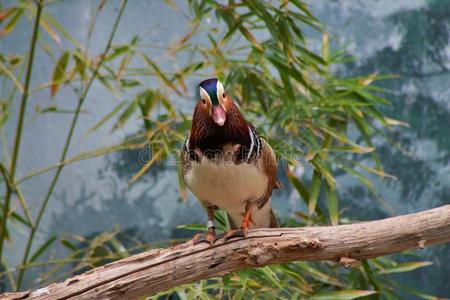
[1,260,17,291]
[0,163,33,226]
[176,223,206,231]
[142,55,182,96]
[238,25,263,51]
[50,51,70,97]
[393,282,440,300]
[222,274,231,288]
[177,165,188,202]
[0,60,24,93]
[213,210,228,231]
[40,17,61,45]
[86,101,127,135]
[338,163,375,190]
[72,51,87,80]
[378,261,433,275]
[42,12,83,48]
[129,148,163,183]
[0,214,10,241]
[0,203,29,227]
[321,125,373,153]
[161,97,176,118]
[0,8,23,37]
[30,236,58,263]
[61,239,77,251]
[174,20,200,49]
[137,90,159,129]
[362,261,383,291]
[287,169,310,205]
[0,8,18,24]
[257,267,283,290]
[296,262,342,286]
[232,288,245,300]
[268,56,317,97]
[350,109,382,170]
[105,45,130,62]
[324,182,339,225]
[111,100,139,132]
[308,171,321,215]
[311,159,335,188]
[311,290,377,300]
[322,33,329,62]
[352,160,397,180]
[384,117,409,127]
[109,237,128,258]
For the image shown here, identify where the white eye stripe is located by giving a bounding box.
[199,86,210,103]
[216,80,225,101]
[185,131,191,151]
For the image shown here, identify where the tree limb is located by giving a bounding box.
[2,205,450,300]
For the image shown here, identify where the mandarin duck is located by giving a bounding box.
[181,78,281,245]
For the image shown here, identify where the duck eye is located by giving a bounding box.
[202,99,206,104]
[222,93,225,98]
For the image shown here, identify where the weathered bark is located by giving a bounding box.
[2,205,450,300]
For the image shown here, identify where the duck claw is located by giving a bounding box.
[222,228,248,242]
[192,232,221,246]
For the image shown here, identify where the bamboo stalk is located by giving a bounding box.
[0,0,43,266]
[14,0,129,290]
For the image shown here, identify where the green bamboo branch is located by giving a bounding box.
[1,260,16,292]
[83,0,105,91]
[0,164,34,227]
[15,0,128,290]
[0,236,186,281]
[17,136,146,184]
[0,0,43,266]
[0,61,24,94]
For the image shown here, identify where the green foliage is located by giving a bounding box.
[149,259,436,299]
[0,0,437,298]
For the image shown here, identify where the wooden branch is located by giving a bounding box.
[3,205,450,300]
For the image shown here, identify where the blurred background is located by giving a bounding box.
[0,0,449,298]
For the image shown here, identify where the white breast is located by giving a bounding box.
[184,158,271,227]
